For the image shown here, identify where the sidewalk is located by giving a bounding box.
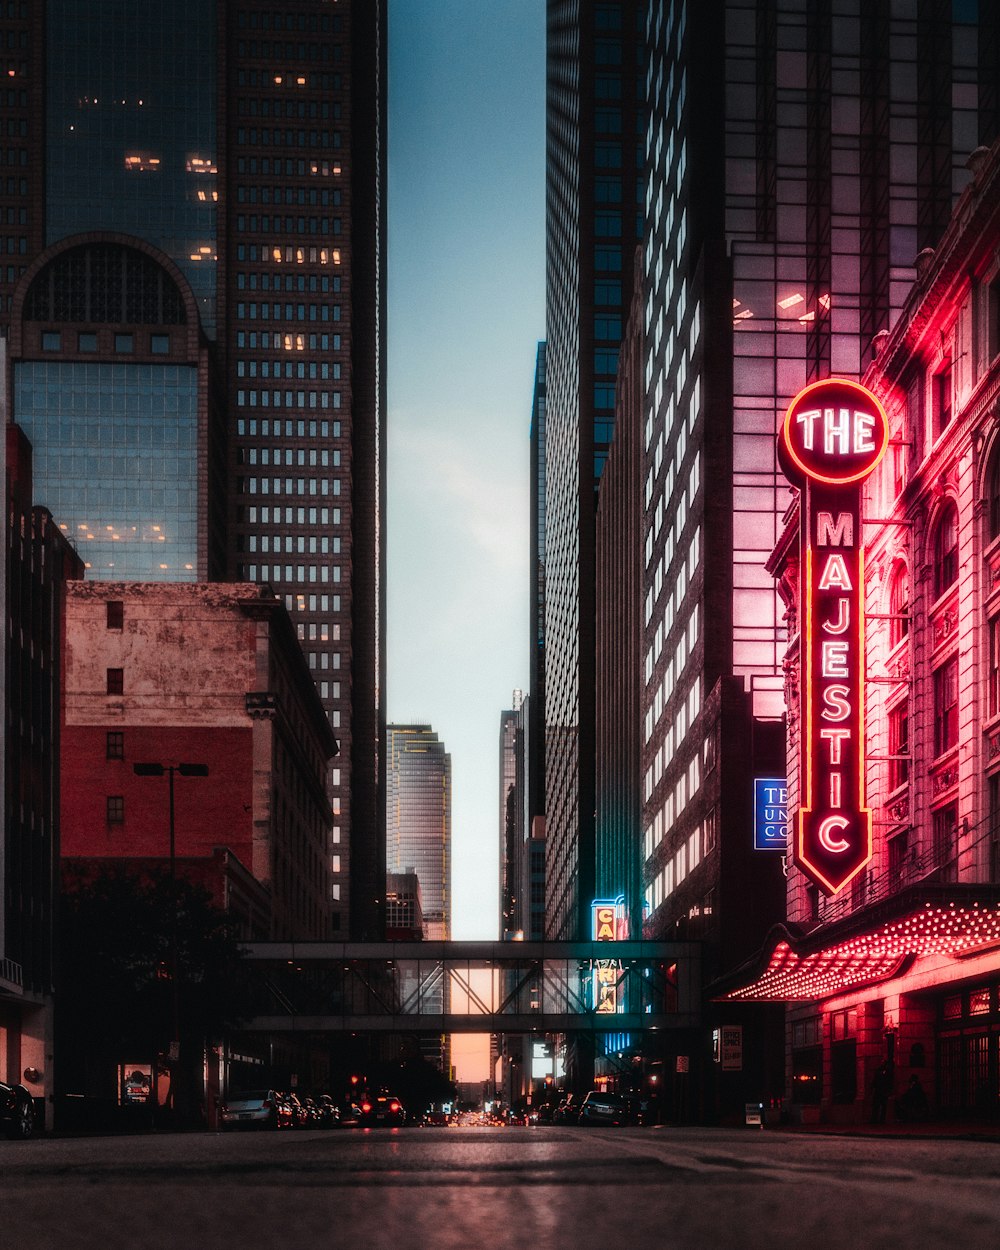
[770,1117,1000,1142]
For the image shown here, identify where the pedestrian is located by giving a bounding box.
[895,1075,929,1123]
[870,1060,893,1124]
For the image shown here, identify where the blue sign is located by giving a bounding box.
[754,778,788,850]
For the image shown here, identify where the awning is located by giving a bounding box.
[714,889,1000,1002]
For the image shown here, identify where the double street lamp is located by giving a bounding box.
[132,762,210,882]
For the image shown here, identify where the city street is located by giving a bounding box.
[3,1125,1000,1250]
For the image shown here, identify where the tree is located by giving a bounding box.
[58,865,254,1125]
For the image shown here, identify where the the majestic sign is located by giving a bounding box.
[777,378,889,895]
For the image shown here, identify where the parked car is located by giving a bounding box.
[220,1089,285,1131]
[553,1093,582,1124]
[282,1092,311,1128]
[0,1079,34,1140]
[358,1093,405,1127]
[579,1091,628,1126]
[315,1094,341,1129]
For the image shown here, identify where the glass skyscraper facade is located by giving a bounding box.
[386,725,451,941]
[44,0,219,332]
[544,0,645,940]
[0,0,386,939]
[15,361,199,580]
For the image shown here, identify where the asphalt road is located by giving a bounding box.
[3,1125,1000,1250]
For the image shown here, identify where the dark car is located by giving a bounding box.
[315,1094,341,1128]
[0,1080,34,1140]
[553,1093,582,1124]
[358,1093,405,1127]
[282,1092,311,1128]
[579,1091,628,1126]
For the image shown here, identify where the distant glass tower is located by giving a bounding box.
[544,0,645,939]
[386,725,451,941]
[0,0,387,939]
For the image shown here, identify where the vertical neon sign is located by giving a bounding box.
[591,897,626,1013]
[778,379,889,895]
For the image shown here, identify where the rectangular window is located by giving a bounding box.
[888,829,910,880]
[106,668,124,695]
[42,330,61,351]
[933,803,958,882]
[933,657,958,756]
[990,617,1000,719]
[934,361,953,435]
[78,332,98,352]
[888,702,909,790]
[150,333,170,354]
[106,731,124,761]
[106,796,124,825]
[106,600,124,630]
[115,333,134,353]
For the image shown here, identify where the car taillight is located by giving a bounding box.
[361,1101,372,1113]
[390,1101,399,1112]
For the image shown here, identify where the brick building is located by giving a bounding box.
[61,581,337,941]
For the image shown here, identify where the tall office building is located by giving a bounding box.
[544,0,645,939]
[594,252,643,940]
[0,0,386,938]
[528,343,546,833]
[499,697,522,937]
[639,0,999,972]
[386,725,451,941]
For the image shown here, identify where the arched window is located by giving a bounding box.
[934,503,959,599]
[889,564,909,648]
[989,449,1000,542]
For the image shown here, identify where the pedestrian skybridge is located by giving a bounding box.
[241,940,701,1034]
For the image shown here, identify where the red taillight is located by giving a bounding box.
[361,1101,372,1113]
[389,1101,399,1112]
[262,1099,272,1109]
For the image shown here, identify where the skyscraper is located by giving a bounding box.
[386,724,451,941]
[0,0,386,938]
[499,698,521,937]
[639,0,999,969]
[544,0,645,940]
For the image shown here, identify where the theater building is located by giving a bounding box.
[724,141,1000,1124]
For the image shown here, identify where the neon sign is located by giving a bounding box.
[754,778,788,850]
[592,896,627,941]
[777,379,889,895]
[591,896,627,1013]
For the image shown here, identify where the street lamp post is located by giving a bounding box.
[133,761,209,1116]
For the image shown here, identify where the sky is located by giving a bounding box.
[387,1,546,941]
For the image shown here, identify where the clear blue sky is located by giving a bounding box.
[387,1,545,939]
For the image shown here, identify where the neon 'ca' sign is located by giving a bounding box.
[778,379,889,895]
